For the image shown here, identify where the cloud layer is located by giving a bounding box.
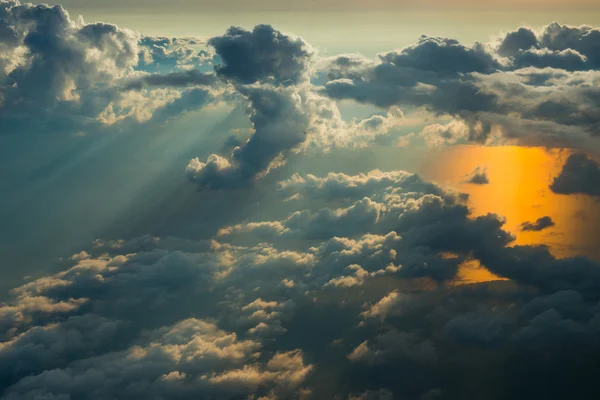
[3,4,600,399]
[3,167,600,398]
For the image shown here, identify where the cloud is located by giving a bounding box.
[240,298,295,337]
[0,2,136,132]
[186,85,312,188]
[444,310,513,348]
[277,170,446,202]
[0,1,219,134]
[520,216,556,231]
[361,290,410,319]
[185,25,406,190]
[137,36,214,73]
[3,167,600,398]
[4,10,600,399]
[208,25,312,86]
[497,27,539,58]
[461,166,490,185]
[321,23,600,150]
[3,318,312,400]
[348,389,395,400]
[550,153,600,196]
[123,70,217,90]
[419,119,470,147]
[182,24,323,189]
[348,330,438,365]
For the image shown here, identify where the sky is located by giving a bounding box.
[2,0,600,399]
[29,0,600,55]
[30,0,600,12]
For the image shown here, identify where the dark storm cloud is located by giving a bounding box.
[550,153,600,196]
[520,216,555,231]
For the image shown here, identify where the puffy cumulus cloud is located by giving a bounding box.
[497,27,539,58]
[550,153,600,197]
[277,170,446,202]
[5,5,600,399]
[208,25,312,86]
[220,169,495,285]
[239,298,295,337]
[4,167,600,398]
[0,1,220,134]
[380,36,499,75]
[321,22,600,151]
[271,172,600,398]
[520,216,555,232]
[300,105,406,152]
[497,23,600,70]
[0,239,313,397]
[186,25,403,189]
[0,1,133,131]
[419,119,471,147]
[186,85,311,189]
[0,314,124,388]
[361,290,410,320]
[183,25,316,189]
[322,36,499,112]
[3,318,312,400]
[137,36,214,74]
[0,295,87,340]
[461,166,490,185]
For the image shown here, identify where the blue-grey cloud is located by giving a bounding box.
[123,70,217,90]
[3,167,600,399]
[550,153,600,197]
[461,166,490,185]
[0,1,219,134]
[321,22,600,149]
[520,216,556,231]
[3,6,600,400]
[208,25,312,86]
